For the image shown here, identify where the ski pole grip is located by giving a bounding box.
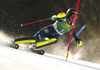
[21,24,23,27]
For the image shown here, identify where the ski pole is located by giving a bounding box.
[73,46,79,59]
[21,18,51,27]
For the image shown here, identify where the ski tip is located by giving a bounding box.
[39,50,45,55]
[32,49,45,55]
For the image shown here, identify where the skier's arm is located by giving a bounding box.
[69,30,83,46]
[51,12,66,22]
[69,30,77,38]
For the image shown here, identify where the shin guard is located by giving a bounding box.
[36,38,57,48]
[14,37,36,44]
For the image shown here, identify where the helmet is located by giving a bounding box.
[66,8,79,18]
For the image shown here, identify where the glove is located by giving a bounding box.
[77,40,83,46]
[51,15,57,20]
[75,37,83,46]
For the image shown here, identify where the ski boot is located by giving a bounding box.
[28,44,36,49]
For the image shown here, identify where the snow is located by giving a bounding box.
[0,44,100,70]
[0,31,100,70]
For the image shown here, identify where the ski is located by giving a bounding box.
[8,41,45,55]
[60,25,86,55]
[31,49,45,55]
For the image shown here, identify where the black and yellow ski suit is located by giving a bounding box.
[14,13,77,48]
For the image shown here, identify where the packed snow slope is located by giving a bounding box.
[0,0,99,64]
[0,44,100,70]
[0,30,100,70]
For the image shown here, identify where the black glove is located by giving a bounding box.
[75,37,81,43]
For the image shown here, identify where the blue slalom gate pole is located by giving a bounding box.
[59,25,86,56]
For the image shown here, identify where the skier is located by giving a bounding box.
[14,8,83,49]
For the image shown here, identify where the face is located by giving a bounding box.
[69,14,78,22]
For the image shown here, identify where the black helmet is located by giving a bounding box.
[66,8,79,18]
